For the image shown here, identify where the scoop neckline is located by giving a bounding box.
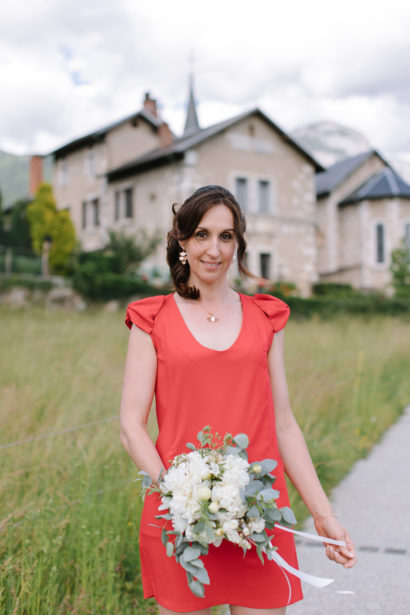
[171,291,245,353]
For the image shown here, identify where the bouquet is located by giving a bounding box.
[139,426,296,598]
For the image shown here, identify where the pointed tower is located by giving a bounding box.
[183,74,200,136]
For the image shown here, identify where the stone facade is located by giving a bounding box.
[104,113,319,296]
[317,153,386,276]
[317,154,410,292]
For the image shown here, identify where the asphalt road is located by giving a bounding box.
[290,404,410,615]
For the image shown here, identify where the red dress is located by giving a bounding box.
[125,292,303,611]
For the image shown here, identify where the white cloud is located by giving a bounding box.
[0,0,410,156]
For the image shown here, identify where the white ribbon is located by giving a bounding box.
[274,523,347,547]
[261,524,354,604]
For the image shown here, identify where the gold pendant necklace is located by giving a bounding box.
[201,288,229,323]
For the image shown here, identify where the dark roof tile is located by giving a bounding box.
[340,168,410,205]
[316,150,387,197]
[107,108,324,181]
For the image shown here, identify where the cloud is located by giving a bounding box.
[0,0,409,155]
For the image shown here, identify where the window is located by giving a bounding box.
[82,201,87,229]
[258,180,270,214]
[125,188,133,218]
[115,191,121,221]
[405,223,410,256]
[375,223,385,263]
[260,253,271,279]
[235,177,248,211]
[92,198,100,227]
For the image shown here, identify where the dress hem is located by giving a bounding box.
[146,593,304,612]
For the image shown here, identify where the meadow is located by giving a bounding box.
[1,303,409,614]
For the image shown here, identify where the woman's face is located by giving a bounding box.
[180,204,237,286]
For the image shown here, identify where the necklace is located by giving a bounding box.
[199,287,230,323]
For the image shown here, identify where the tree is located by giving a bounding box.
[8,199,32,250]
[390,239,410,296]
[103,228,162,274]
[27,182,76,272]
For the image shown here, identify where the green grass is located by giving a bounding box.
[1,305,409,613]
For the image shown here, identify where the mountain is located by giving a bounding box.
[0,151,52,207]
[291,121,373,168]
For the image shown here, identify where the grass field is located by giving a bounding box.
[1,304,409,614]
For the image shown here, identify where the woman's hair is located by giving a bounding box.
[167,185,255,299]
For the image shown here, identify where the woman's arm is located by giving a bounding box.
[268,329,356,568]
[119,323,165,484]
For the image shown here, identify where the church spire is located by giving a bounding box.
[183,73,200,136]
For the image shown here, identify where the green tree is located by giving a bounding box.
[390,239,410,296]
[103,228,162,274]
[27,182,76,272]
[8,199,32,250]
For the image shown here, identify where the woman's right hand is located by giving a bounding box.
[314,515,357,568]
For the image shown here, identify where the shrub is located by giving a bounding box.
[312,282,357,297]
[71,264,166,301]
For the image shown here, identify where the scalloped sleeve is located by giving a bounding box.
[252,293,290,333]
[125,295,166,334]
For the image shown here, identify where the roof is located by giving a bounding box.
[107,108,324,182]
[316,150,388,198]
[51,109,163,159]
[340,168,410,205]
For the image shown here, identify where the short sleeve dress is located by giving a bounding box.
[125,292,303,611]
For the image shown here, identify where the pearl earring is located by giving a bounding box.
[179,250,187,265]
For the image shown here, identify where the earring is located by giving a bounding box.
[179,250,187,265]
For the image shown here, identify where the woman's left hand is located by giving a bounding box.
[314,515,357,569]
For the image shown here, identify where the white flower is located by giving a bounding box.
[248,518,265,534]
[209,501,220,513]
[196,486,212,501]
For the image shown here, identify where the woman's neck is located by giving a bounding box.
[188,277,231,303]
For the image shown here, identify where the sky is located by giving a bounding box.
[1,0,410,160]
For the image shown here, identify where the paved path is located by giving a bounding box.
[290,404,410,615]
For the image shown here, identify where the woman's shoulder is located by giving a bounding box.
[245,292,290,333]
[125,294,169,334]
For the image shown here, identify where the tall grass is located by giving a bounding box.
[1,305,409,613]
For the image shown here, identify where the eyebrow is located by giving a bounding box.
[196,226,235,232]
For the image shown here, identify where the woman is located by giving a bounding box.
[119,185,356,615]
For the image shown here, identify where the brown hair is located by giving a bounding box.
[166,185,255,299]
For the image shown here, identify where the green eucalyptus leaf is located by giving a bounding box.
[182,545,201,562]
[261,459,278,473]
[244,480,263,497]
[280,506,297,525]
[246,505,260,518]
[251,533,266,543]
[161,527,168,546]
[166,542,174,557]
[233,433,249,449]
[190,558,205,568]
[258,488,278,502]
[186,442,196,451]
[194,566,210,585]
[256,545,265,565]
[265,507,283,523]
[188,579,205,598]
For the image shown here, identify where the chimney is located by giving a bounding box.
[158,122,173,148]
[29,155,43,197]
[143,92,158,118]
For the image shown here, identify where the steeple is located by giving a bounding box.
[183,73,200,136]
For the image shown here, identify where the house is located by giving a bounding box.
[52,93,173,251]
[316,151,410,291]
[51,87,323,296]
